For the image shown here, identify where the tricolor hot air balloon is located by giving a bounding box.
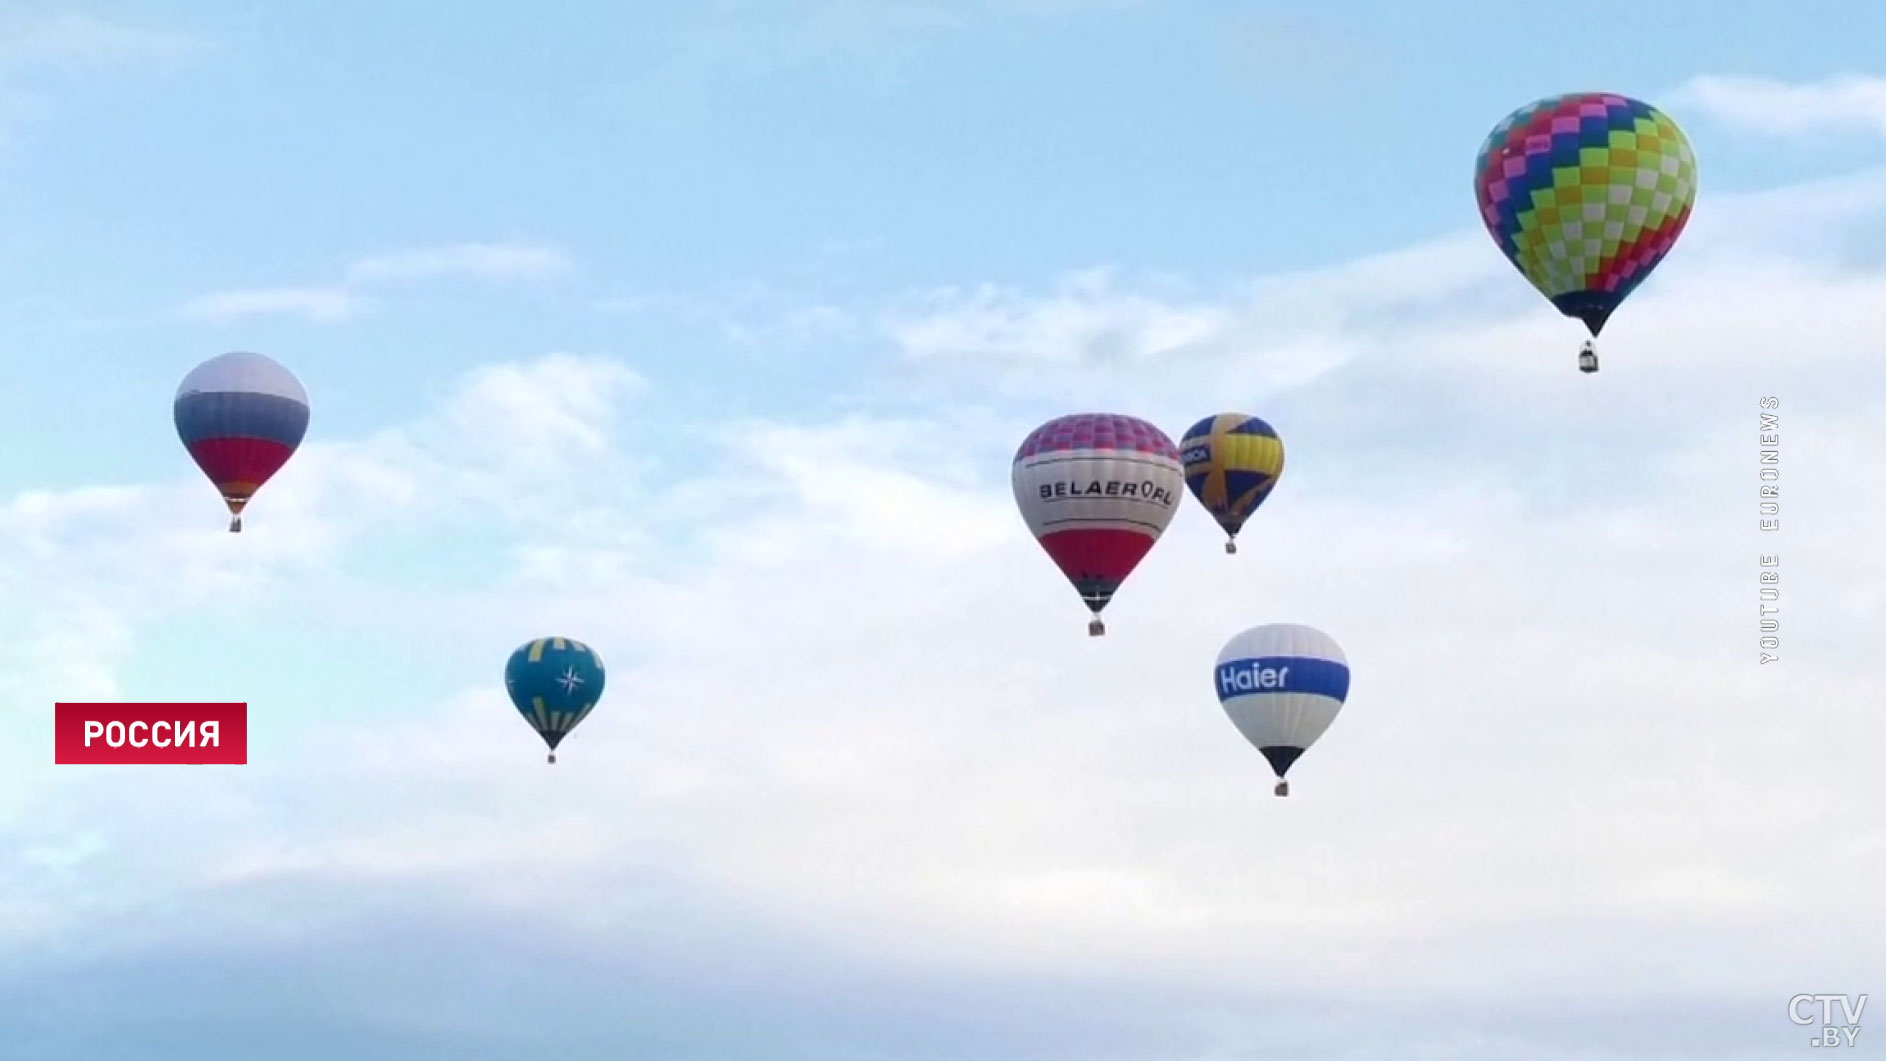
[173,352,309,532]
[1214,623,1350,796]
[1179,413,1284,554]
[1474,93,1697,374]
[1012,413,1183,636]
[505,637,606,764]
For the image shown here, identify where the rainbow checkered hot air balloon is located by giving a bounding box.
[1474,93,1697,373]
[173,352,310,532]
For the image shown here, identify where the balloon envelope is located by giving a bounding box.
[1180,413,1284,546]
[505,636,606,754]
[1214,623,1350,781]
[1011,413,1183,622]
[1473,93,1696,336]
[174,352,309,524]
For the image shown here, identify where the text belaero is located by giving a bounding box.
[1039,479,1175,505]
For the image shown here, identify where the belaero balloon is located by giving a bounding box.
[1012,413,1183,636]
[1474,92,1696,374]
[173,351,309,532]
[505,636,606,764]
[1214,623,1350,796]
[1180,413,1284,554]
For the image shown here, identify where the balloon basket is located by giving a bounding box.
[1273,780,1289,797]
[228,516,242,533]
[547,753,557,765]
[1087,618,1105,637]
[1578,340,1598,374]
[1225,540,1237,555]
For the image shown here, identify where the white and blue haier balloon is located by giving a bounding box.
[1213,623,1350,796]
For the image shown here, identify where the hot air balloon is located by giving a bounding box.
[173,352,310,532]
[1012,413,1183,636]
[505,637,605,764]
[1473,93,1697,374]
[1180,413,1284,554]
[1214,623,1349,796]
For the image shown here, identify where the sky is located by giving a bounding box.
[2,1,1884,1058]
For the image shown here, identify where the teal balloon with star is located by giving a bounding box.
[504,636,606,764]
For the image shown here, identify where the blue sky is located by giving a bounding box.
[2,3,1885,1058]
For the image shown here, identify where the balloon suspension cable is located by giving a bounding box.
[1578,339,1599,374]
[1088,618,1105,637]
[1274,780,1289,797]
[1225,539,1238,555]
[228,515,242,533]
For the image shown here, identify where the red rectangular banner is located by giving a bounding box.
[54,703,248,765]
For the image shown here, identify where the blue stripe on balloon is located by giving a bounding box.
[1215,656,1350,703]
[174,391,310,448]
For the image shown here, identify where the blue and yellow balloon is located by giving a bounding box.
[1180,414,1285,553]
[505,637,605,764]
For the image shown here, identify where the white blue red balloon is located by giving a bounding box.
[173,352,309,532]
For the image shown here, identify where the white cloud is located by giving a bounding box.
[0,12,207,144]
[880,169,1886,422]
[12,382,1879,1014]
[416,353,649,487]
[1217,9,1387,94]
[880,235,1505,400]
[778,0,1143,41]
[176,241,574,324]
[596,285,861,350]
[0,351,647,812]
[890,267,1240,366]
[668,0,1146,84]
[1675,73,1886,137]
[721,301,858,347]
[8,165,1886,1054]
[345,242,573,284]
[595,291,695,316]
[0,12,207,71]
[176,285,364,325]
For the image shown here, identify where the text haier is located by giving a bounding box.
[1219,663,1290,696]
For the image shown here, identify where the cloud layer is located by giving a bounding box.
[5,78,1886,1060]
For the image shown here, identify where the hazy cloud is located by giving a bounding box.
[176,241,574,324]
[0,12,208,71]
[0,12,207,144]
[877,169,1886,417]
[1675,72,1886,137]
[1217,9,1388,95]
[597,285,861,350]
[345,242,573,285]
[176,286,365,325]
